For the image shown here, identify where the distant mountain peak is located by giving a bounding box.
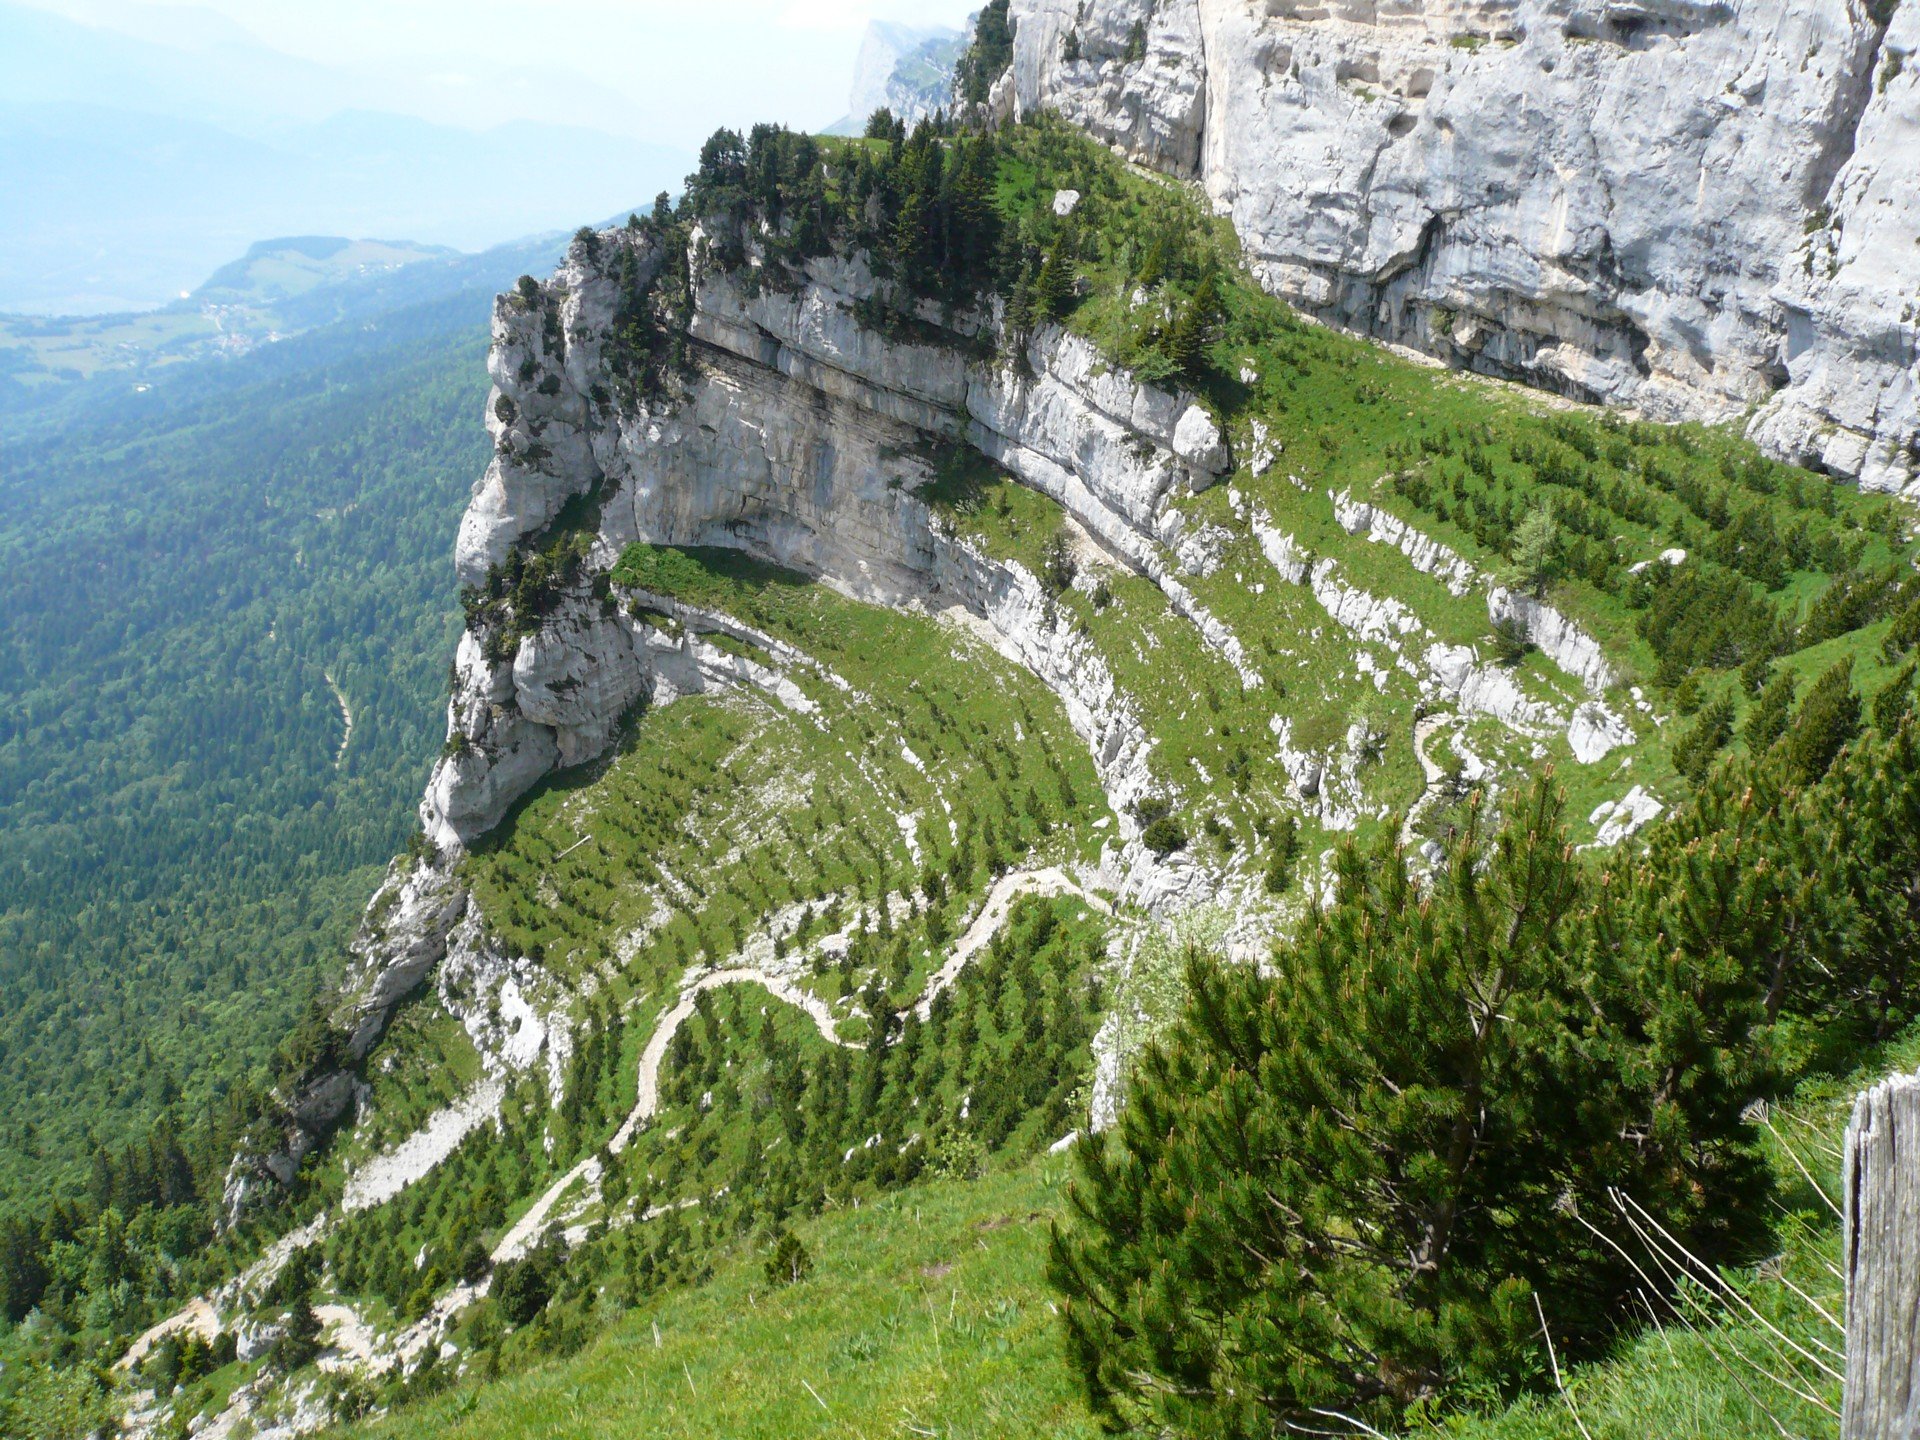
[835,16,965,133]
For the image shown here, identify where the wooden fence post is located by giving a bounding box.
[1844,1072,1920,1439]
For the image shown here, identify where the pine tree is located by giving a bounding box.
[1162,271,1220,378]
[272,1246,323,1372]
[1048,776,1773,1436]
[277,1293,322,1373]
[956,0,1016,104]
[1034,238,1076,321]
[1781,658,1860,783]
[763,1229,813,1287]
[1503,502,1562,597]
[1773,710,1920,1034]
[0,1212,48,1321]
[1672,693,1735,784]
[1874,657,1918,731]
[1743,667,1796,752]
[1882,595,1920,662]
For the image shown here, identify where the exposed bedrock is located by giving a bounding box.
[1007,0,1920,493]
[426,235,1229,859]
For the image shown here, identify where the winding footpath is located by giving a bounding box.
[123,865,1111,1391]
[495,865,1106,1262]
[1400,712,1457,851]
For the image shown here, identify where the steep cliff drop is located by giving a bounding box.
[1004,0,1920,493]
[423,238,1230,865]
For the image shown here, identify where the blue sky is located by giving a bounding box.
[17,0,981,147]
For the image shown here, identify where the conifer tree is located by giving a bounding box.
[1672,693,1734,784]
[957,0,1016,105]
[1874,657,1918,731]
[1034,237,1076,320]
[1744,667,1796,751]
[1781,658,1859,783]
[1504,502,1563,597]
[1162,271,1219,378]
[1048,777,1772,1436]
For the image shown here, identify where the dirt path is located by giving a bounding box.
[1400,713,1456,850]
[914,865,1108,1020]
[118,1210,330,1374]
[120,1296,220,1370]
[128,866,1113,1386]
[324,670,354,768]
[495,866,1105,1263]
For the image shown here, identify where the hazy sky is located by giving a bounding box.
[18,0,981,146]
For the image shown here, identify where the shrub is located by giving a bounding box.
[493,1238,562,1325]
[1050,778,1773,1435]
[1489,614,1533,665]
[1042,529,1078,596]
[763,1229,813,1287]
[1140,816,1186,857]
[1262,816,1301,895]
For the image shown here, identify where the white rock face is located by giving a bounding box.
[341,862,471,1061]
[1333,488,1478,596]
[1488,587,1618,695]
[453,233,652,586]
[1750,1,1920,493]
[1588,784,1665,847]
[1009,0,1920,493]
[1568,699,1637,764]
[1255,510,1633,757]
[425,241,1238,898]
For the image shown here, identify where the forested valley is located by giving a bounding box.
[0,294,487,1216]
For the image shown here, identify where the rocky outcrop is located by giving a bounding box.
[1332,488,1621,695]
[341,863,470,1060]
[841,20,966,130]
[1333,489,1478,596]
[1487,587,1619,695]
[1007,0,1920,493]
[223,860,469,1216]
[1252,509,1630,755]
[1588,784,1665,847]
[425,231,1232,856]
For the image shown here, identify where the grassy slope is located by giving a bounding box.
[336,1019,1897,1440]
[263,124,1919,1439]
[467,543,1107,995]
[355,1158,1098,1440]
[295,548,1115,1333]
[976,121,1915,839]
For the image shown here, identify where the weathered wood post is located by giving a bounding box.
[1844,1072,1920,1439]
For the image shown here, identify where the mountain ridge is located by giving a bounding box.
[8,18,1920,1440]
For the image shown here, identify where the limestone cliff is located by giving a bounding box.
[840,20,966,130]
[424,231,1229,864]
[1002,0,1919,493]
